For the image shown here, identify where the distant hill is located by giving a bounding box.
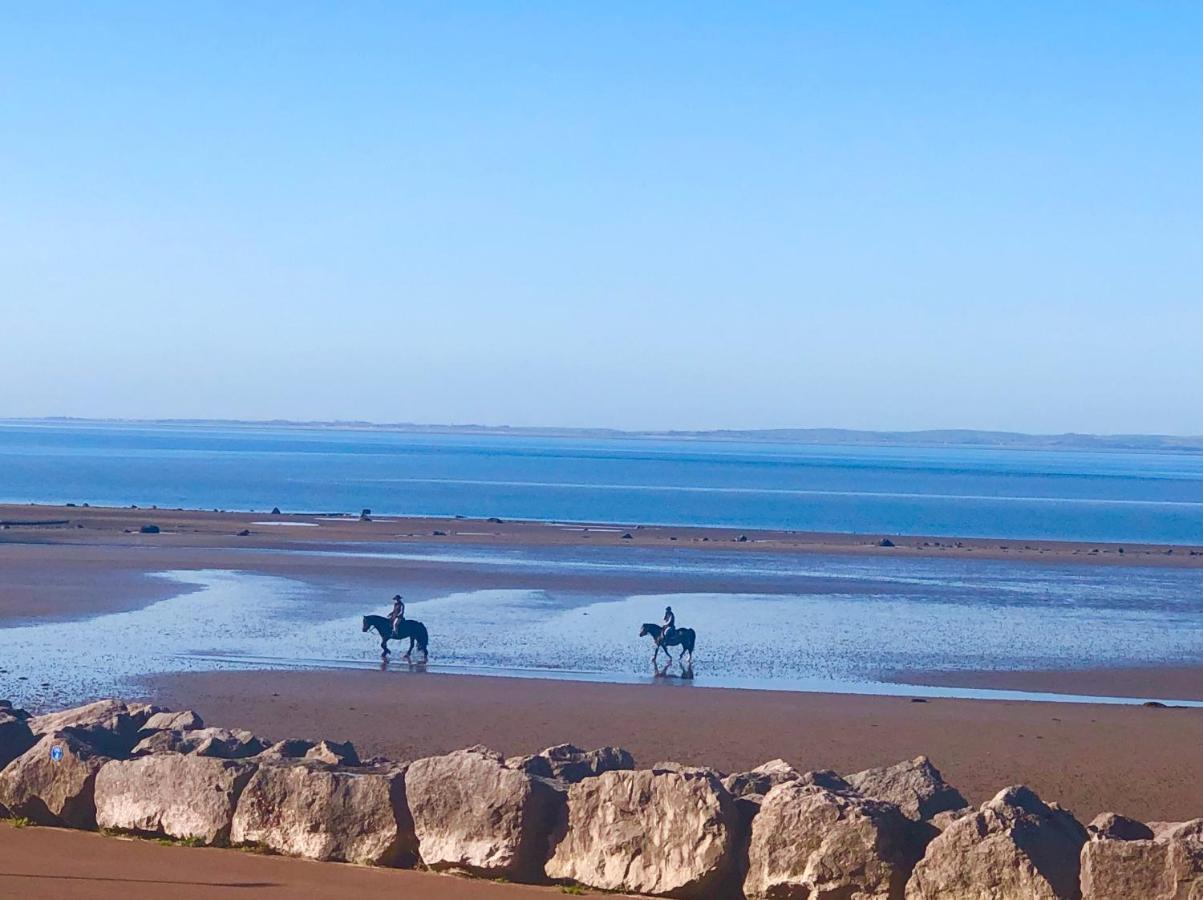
[8,417,1203,453]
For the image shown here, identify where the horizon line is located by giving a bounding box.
[2,416,1201,448]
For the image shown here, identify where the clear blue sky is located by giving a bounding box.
[2,3,1200,433]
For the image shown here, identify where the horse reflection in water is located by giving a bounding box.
[362,615,430,662]
[640,622,696,679]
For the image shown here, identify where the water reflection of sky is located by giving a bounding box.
[3,560,1203,711]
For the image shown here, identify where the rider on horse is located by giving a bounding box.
[388,594,405,638]
[658,605,676,644]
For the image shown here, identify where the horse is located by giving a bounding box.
[639,622,695,665]
[362,615,429,661]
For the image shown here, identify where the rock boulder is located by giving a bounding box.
[28,699,143,757]
[745,781,923,900]
[304,739,359,767]
[723,759,801,798]
[534,743,635,783]
[546,767,740,898]
[132,727,267,759]
[0,710,36,770]
[1080,817,1203,900]
[0,730,109,827]
[139,710,204,734]
[906,785,1087,899]
[95,755,256,845]
[231,762,415,866]
[405,746,564,881]
[847,756,968,821]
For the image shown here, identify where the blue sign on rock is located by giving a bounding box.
[50,745,64,762]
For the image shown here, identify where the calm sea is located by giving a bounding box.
[1,421,1200,544]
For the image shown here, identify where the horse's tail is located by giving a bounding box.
[684,628,696,653]
[416,622,429,651]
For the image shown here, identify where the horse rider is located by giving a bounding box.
[658,605,676,645]
[388,594,406,638]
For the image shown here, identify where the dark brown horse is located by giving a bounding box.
[363,615,429,661]
[639,622,695,664]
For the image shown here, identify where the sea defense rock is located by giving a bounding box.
[95,755,256,845]
[534,743,635,783]
[230,762,415,866]
[905,785,1087,899]
[132,727,268,759]
[28,699,146,757]
[405,745,565,880]
[256,738,317,761]
[505,753,555,778]
[0,708,36,771]
[744,781,923,900]
[1087,812,1154,842]
[0,730,110,827]
[546,767,741,898]
[847,756,969,822]
[139,709,205,735]
[303,739,360,767]
[1080,816,1203,899]
[722,758,801,798]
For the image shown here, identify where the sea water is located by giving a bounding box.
[1,421,1200,543]
[3,545,1202,710]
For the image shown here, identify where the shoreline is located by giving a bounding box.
[3,502,1200,569]
[3,501,1202,709]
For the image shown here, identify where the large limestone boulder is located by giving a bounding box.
[723,759,801,798]
[28,699,144,757]
[231,762,415,866]
[536,744,635,783]
[304,739,359,767]
[847,756,969,821]
[906,785,1087,899]
[1087,812,1154,842]
[0,709,36,771]
[1080,817,1203,899]
[139,710,204,734]
[744,781,922,900]
[546,767,741,898]
[132,727,267,759]
[257,739,316,761]
[28,699,132,735]
[95,755,256,845]
[405,746,565,881]
[0,730,109,827]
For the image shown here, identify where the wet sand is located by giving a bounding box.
[909,665,1203,701]
[6,501,1203,825]
[0,824,600,899]
[4,502,1200,570]
[150,668,1203,823]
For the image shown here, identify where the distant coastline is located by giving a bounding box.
[5,416,1202,453]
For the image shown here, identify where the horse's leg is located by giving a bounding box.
[404,637,413,661]
[380,635,390,657]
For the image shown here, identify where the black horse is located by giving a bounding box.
[639,622,696,664]
[362,615,429,661]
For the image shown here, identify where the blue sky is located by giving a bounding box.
[2,3,1200,433]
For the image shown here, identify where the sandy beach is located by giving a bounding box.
[3,501,1203,827]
